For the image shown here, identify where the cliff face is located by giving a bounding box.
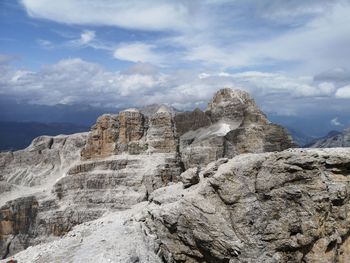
[176,88,294,169]
[0,88,323,262]
[3,148,350,263]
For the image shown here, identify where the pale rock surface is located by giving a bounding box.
[3,148,350,263]
[180,167,199,188]
[3,88,344,263]
[0,133,87,187]
[142,148,350,263]
[178,88,294,169]
[147,107,178,153]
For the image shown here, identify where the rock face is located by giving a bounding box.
[81,114,118,160]
[143,148,350,263]
[0,196,38,259]
[308,128,350,148]
[176,88,294,169]
[3,148,350,263]
[147,107,178,153]
[0,88,299,261]
[0,133,88,187]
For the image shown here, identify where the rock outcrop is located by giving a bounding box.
[176,88,294,169]
[142,148,350,263]
[0,133,88,187]
[81,114,118,160]
[3,148,350,263]
[0,88,300,261]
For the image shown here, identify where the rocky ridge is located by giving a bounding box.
[309,128,350,148]
[0,88,309,262]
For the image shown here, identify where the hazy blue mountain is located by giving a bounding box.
[306,130,348,148]
[267,113,349,138]
[0,97,120,126]
[284,127,315,147]
[0,121,89,151]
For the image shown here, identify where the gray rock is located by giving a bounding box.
[142,148,350,263]
[180,167,200,188]
[179,88,294,169]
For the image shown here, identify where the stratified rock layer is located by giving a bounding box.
[177,88,294,169]
[143,148,350,263]
[3,148,350,263]
[0,88,297,261]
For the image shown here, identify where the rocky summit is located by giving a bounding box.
[0,88,349,263]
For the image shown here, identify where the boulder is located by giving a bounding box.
[180,167,200,188]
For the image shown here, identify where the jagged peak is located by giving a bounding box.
[156,105,171,114]
[121,108,140,113]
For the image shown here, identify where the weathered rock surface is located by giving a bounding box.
[0,88,318,262]
[180,167,199,188]
[3,148,350,263]
[174,108,212,136]
[81,114,118,160]
[178,88,294,169]
[0,196,38,259]
[142,148,350,263]
[147,106,178,153]
[0,133,88,187]
[309,128,350,148]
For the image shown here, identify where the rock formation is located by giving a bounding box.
[176,88,294,169]
[2,148,350,263]
[0,88,325,262]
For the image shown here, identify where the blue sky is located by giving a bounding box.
[1,0,350,129]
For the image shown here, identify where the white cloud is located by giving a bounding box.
[37,39,54,49]
[21,0,191,31]
[114,43,164,64]
[331,117,342,126]
[80,30,95,44]
[21,0,350,73]
[335,85,350,98]
[1,57,347,113]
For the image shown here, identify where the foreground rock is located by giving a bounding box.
[2,148,350,263]
[0,88,295,260]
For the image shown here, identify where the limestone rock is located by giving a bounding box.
[180,167,199,188]
[143,148,350,263]
[0,133,87,187]
[0,196,38,258]
[180,88,294,169]
[117,109,145,153]
[147,107,177,153]
[81,114,118,160]
[174,108,211,136]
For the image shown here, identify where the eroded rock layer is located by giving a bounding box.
[0,88,297,261]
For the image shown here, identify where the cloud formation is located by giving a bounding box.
[331,117,342,126]
[1,57,349,116]
[20,0,350,75]
[21,0,192,31]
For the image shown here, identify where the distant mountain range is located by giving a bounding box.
[307,128,350,148]
[0,121,88,151]
[1,97,349,150]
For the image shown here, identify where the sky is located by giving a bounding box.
[1,0,350,131]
